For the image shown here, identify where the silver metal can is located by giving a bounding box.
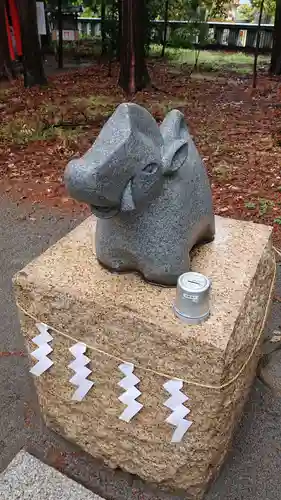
[173,272,211,325]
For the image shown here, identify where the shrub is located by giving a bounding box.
[170,27,195,49]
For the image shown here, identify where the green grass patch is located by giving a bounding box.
[0,116,81,146]
[0,94,118,147]
[0,86,13,104]
[258,198,275,216]
[245,201,256,209]
[71,95,117,118]
[145,97,188,117]
[150,45,270,75]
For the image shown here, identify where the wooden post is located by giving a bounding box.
[252,0,264,88]
[101,0,106,56]
[161,0,169,58]
[57,0,63,69]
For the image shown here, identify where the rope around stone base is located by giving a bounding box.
[16,247,279,391]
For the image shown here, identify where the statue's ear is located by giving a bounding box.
[160,109,189,175]
[160,109,188,141]
[162,139,188,175]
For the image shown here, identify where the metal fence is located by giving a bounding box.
[77,18,274,53]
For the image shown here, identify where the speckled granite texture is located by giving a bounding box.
[13,216,275,500]
[0,450,103,499]
[64,103,215,286]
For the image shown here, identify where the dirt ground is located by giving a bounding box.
[0,60,281,244]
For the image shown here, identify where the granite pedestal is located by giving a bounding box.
[13,216,275,499]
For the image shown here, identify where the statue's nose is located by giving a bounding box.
[65,159,118,208]
[64,159,93,203]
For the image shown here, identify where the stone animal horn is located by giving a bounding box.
[160,110,189,175]
[120,180,136,212]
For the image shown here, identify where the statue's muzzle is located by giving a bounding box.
[65,159,122,218]
[65,155,164,219]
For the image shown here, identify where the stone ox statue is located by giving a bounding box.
[64,103,215,286]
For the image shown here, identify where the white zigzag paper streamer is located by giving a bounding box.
[30,323,53,377]
[69,342,94,401]
[163,379,192,443]
[118,363,143,422]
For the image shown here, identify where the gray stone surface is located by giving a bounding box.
[64,103,215,285]
[1,193,281,500]
[0,450,103,499]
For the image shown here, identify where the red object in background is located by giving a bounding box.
[4,7,15,61]
[5,0,23,60]
[8,0,22,56]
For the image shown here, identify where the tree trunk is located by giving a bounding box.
[270,0,281,75]
[101,0,106,56]
[0,0,13,80]
[118,0,150,95]
[161,0,169,58]
[15,0,47,87]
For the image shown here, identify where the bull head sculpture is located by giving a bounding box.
[65,103,215,286]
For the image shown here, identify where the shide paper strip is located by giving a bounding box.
[163,379,192,443]
[69,342,94,401]
[118,362,143,422]
[30,322,53,376]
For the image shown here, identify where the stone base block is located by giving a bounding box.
[13,216,275,500]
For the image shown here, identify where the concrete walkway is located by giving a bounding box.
[0,193,281,500]
[0,451,103,500]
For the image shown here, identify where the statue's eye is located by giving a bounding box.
[143,163,158,175]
